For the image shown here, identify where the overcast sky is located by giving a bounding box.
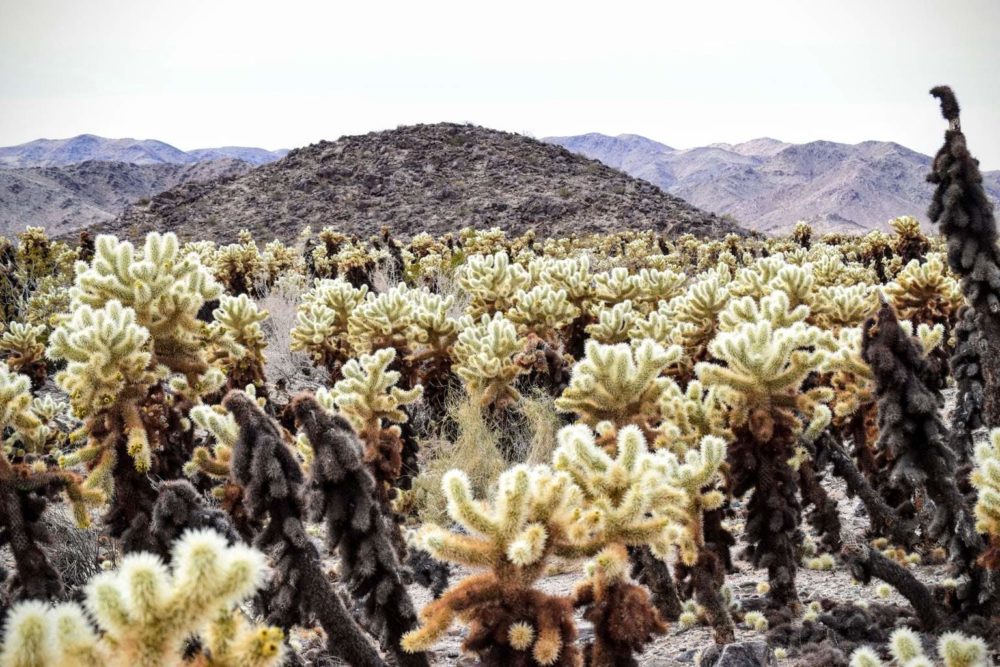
[2,0,999,167]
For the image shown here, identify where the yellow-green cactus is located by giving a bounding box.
[594,267,639,305]
[555,339,682,439]
[655,379,731,454]
[0,529,283,667]
[696,320,832,443]
[402,465,587,664]
[70,233,222,381]
[718,290,809,332]
[209,294,269,390]
[347,283,415,354]
[316,347,423,442]
[0,321,47,380]
[456,251,530,316]
[290,278,368,377]
[47,300,159,478]
[553,424,684,556]
[506,285,579,342]
[0,363,43,447]
[585,300,638,344]
[658,434,727,567]
[971,428,1000,568]
[848,629,988,667]
[810,284,877,330]
[883,253,963,328]
[452,312,525,408]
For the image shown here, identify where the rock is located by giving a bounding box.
[696,641,778,667]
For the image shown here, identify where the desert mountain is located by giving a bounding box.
[546,133,1000,235]
[0,134,287,169]
[0,159,253,237]
[93,123,740,243]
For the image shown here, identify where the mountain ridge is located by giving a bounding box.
[544,133,1000,234]
[0,134,288,169]
[92,122,741,243]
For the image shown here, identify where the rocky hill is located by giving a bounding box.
[0,134,287,168]
[0,159,253,237]
[95,123,741,243]
[546,133,1000,235]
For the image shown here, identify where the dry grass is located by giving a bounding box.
[258,280,318,391]
[411,394,507,526]
[513,390,563,465]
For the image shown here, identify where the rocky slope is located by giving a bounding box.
[0,134,287,168]
[546,133,1000,235]
[0,159,253,237]
[95,123,741,243]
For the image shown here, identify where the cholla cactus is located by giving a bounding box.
[452,313,525,408]
[70,233,222,382]
[292,394,429,667]
[889,215,931,264]
[222,391,387,666]
[971,428,1000,568]
[212,231,267,295]
[718,290,809,332]
[556,340,682,444]
[634,268,686,308]
[810,284,877,330]
[0,529,284,667]
[883,254,963,329]
[927,86,1000,426]
[507,285,579,343]
[0,321,47,389]
[594,268,639,305]
[347,284,415,354]
[553,425,684,554]
[456,251,530,316]
[290,278,368,379]
[534,255,594,311]
[655,379,731,454]
[403,464,585,665]
[209,294,269,394]
[862,301,978,567]
[316,348,423,496]
[658,434,734,643]
[696,319,832,606]
[669,268,731,362]
[48,300,159,483]
[1,364,98,601]
[847,629,988,667]
[585,301,638,344]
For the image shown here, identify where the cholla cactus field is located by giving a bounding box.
[2,88,1000,667]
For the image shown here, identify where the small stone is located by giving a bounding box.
[696,640,777,667]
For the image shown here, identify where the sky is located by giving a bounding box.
[2,0,999,167]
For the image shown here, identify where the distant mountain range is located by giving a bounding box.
[0,159,254,237]
[0,134,287,169]
[544,133,1000,234]
[93,123,739,243]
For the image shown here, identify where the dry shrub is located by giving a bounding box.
[258,281,315,389]
[515,389,563,465]
[411,394,506,525]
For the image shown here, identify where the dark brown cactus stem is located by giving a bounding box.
[841,539,942,631]
[629,545,682,621]
[819,431,918,549]
[729,420,802,609]
[690,551,735,645]
[292,393,429,667]
[798,448,842,553]
[223,390,388,667]
[0,457,72,602]
[927,86,1000,427]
